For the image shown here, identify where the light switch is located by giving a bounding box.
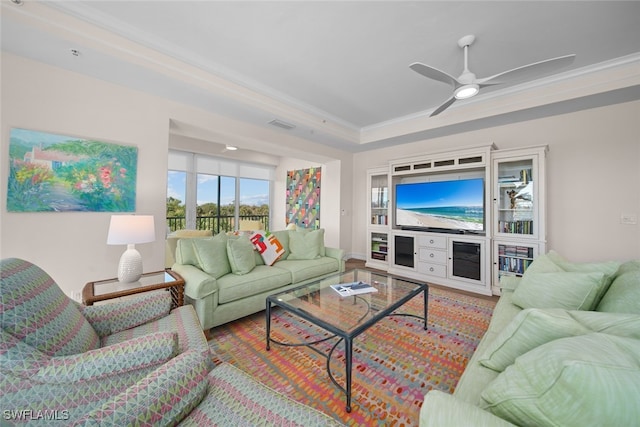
[621,213,638,225]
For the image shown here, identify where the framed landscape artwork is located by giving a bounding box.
[6,128,138,212]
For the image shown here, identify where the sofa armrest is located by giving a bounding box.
[35,332,179,383]
[172,263,219,300]
[420,390,516,427]
[78,291,172,337]
[325,247,345,272]
[71,350,210,427]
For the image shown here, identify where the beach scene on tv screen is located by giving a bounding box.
[396,179,484,231]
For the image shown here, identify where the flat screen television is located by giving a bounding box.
[395,178,484,233]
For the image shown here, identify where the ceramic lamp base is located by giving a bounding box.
[117,244,143,283]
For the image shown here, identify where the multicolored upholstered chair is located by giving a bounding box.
[2,258,346,426]
[0,258,212,426]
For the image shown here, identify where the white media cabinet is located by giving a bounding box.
[366,144,546,296]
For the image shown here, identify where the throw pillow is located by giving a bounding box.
[596,268,640,314]
[272,230,290,260]
[546,250,620,306]
[481,333,640,427]
[512,271,606,310]
[546,250,620,275]
[288,228,325,260]
[478,308,640,371]
[521,252,565,275]
[249,231,285,266]
[191,234,231,279]
[226,235,256,275]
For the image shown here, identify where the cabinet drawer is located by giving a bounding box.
[417,235,447,249]
[418,248,447,264]
[417,262,447,278]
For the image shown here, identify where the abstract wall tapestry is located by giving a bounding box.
[286,167,321,229]
[7,128,138,212]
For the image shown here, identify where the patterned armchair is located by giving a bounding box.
[1,258,212,426]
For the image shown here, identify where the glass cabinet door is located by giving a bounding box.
[495,157,536,238]
[370,173,388,226]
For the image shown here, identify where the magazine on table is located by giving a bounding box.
[330,281,378,296]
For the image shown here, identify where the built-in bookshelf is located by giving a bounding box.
[366,167,390,270]
[371,232,388,261]
[493,152,543,240]
[497,243,535,276]
[492,146,547,293]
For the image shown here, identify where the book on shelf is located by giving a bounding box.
[499,220,534,234]
[498,256,533,275]
[330,281,379,296]
[498,245,534,258]
[371,214,388,225]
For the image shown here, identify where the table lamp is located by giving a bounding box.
[107,215,155,283]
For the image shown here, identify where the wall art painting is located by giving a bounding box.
[6,128,137,212]
[286,167,321,229]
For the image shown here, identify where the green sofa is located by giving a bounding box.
[172,229,345,330]
[420,252,640,427]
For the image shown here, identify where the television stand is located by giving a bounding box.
[388,229,490,296]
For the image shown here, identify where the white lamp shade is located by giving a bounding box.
[107,215,156,245]
[107,215,155,283]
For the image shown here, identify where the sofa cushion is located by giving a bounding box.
[272,230,290,260]
[481,333,640,427]
[288,228,325,260]
[216,266,292,304]
[226,235,256,275]
[478,308,640,372]
[191,234,231,279]
[273,257,340,283]
[249,231,285,266]
[512,271,606,310]
[0,258,100,356]
[596,262,640,314]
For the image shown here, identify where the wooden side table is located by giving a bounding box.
[83,269,185,309]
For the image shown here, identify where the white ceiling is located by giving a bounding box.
[2,1,640,153]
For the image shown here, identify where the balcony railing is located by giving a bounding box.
[167,215,269,234]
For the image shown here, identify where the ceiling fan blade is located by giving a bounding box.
[410,62,460,87]
[477,54,576,85]
[430,96,457,117]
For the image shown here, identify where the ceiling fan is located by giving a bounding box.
[410,35,576,117]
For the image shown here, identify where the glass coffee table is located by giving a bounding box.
[266,269,428,412]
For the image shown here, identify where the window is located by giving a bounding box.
[167,151,274,234]
[166,170,187,231]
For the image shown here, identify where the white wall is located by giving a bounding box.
[0,53,350,297]
[351,100,640,263]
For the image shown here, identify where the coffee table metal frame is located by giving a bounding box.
[265,269,428,412]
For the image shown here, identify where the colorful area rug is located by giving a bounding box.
[208,287,495,426]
